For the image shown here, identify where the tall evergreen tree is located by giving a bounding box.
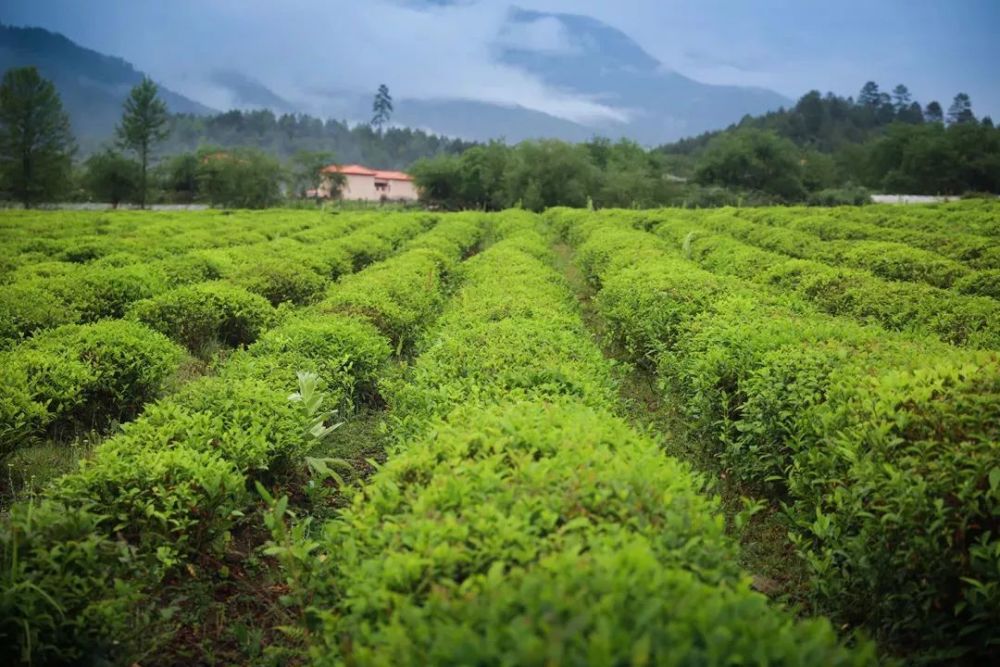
[0,66,75,207]
[891,84,912,111]
[924,101,944,124]
[947,93,975,125]
[371,84,394,135]
[857,81,881,107]
[117,77,169,208]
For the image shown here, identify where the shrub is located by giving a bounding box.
[0,501,141,666]
[128,281,275,352]
[954,269,1000,299]
[51,264,169,321]
[51,446,246,566]
[228,260,328,306]
[321,249,449,351]
[221,315,391,407]
[0,321,184,456]
[306,401,869,665]
[105,376,315,477]
[790,358,1000,657]
[0,282,79,347]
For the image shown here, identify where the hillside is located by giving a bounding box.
[0,23,214,139]
[1,14,792,146]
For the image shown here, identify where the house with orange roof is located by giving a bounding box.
[316,164,418,202]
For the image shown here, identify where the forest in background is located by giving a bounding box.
[1,66,998,209]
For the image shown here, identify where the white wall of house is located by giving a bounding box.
[321,173,418,202]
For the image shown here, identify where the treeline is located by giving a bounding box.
[663,83,1000,197]
[163,110,471,170]
[3,65,998,210]
[0,66,466,208]
[410,139,693,211]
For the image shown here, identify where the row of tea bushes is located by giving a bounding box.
[0,320,184,458]
[683,211,975,289]
[296,226,873,665]
[554,209,1000,662]
[0,216,450,459]
[737,207,1000,271]
[0,216,488,665]
[319,214,486,353]
[848,199,1000,238]
[645,214,1000,350]
[0,213,432,348]
[0,209,350,278]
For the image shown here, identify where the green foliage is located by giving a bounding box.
[0,320,184,457]
[128,281,275,352]
[297,227,870,663]
[0,500,141,666]
[220,314,391,408]
[319,224,479,351]
[81,149,141,206]
[0,66,75,206]
[288,149,336,198]
[116,77,169,208]
[228,259,328,306]
[51,445,246,565]
[695,129,808,201]
[194,146,285,209]
[562,208,1000,661]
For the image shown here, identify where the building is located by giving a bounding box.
[317,164,418,202]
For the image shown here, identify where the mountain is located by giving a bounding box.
[0,23,214,140]
[209,70,296,112]
[304,9,791,144]
[494,8,792,143]
[0,12,791,147]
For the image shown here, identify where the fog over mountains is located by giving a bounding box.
[1,8,792,145]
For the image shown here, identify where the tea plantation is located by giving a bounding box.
[0,203,997,665]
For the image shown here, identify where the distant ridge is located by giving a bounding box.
[0,23,215,139]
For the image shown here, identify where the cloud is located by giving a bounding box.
[496,15,578,55]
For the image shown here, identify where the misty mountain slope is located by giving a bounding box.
[498,8,792,143]
[0,11,791,146]
[0,23,214,138]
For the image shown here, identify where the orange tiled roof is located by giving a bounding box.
[321,164,412,181]
[373,170,412,182]
[322,164,377,176]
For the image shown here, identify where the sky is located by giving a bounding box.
[2,0,998,124]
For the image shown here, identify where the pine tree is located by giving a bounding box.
[0,67,75,207]
[947,93,975,125]
[924,101,944,124]
[371,84,394,134]
[117,77,169,208]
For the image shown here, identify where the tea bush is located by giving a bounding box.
[128,281,275,351]
[220,315,391,407]
[0,320,184,456]
[304,228,870,664]
[563,211,1000,661]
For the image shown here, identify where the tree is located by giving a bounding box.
[983,116,995,129]
[502,140,598,211]
[0,66,75,206]
[82,150,140,207]
[371,84,394,135]
[289,150,338,199]
[694,129,807,201]
[157,152,199,203]
[410,154,464,209]
[891,84,912,112]
[858,81,882,107]
[117,77,169,208]
[924,101,944,124]
[195,147,284,208]
[947,93,975,125]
